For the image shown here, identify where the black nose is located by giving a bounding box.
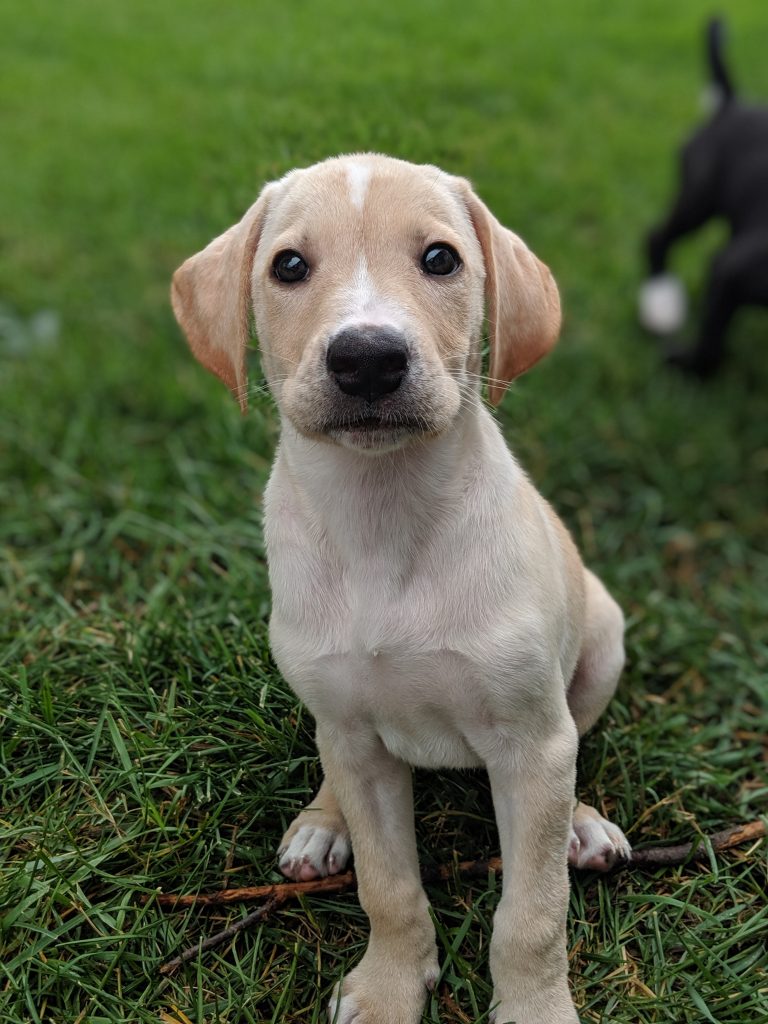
[326,327,409,402]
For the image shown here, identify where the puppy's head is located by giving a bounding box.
[172,154,560,452]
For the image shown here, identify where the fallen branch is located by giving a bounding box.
[153,820,765,974]
[149,819,765,911]
[627,818,766,867]
[159,898,279,974]
[149,860,501,909]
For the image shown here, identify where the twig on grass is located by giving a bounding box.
[150,819,765,911]
[158,898,279,974]
[627,818,766,867]
[149,859,502,910]
[152,819,765,972]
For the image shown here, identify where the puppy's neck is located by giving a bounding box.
[275,394,496,561]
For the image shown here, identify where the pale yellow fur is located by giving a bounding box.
[172,154,630,1024]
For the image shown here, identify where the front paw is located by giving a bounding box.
[490,992,579,1024]
[638,273,687,334]
[328,945,439,1024]
[569,801,631,871]
[278,822,351,881]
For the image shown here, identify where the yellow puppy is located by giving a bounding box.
[172,154,629,1024]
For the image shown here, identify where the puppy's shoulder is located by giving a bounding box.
[540,495,585,588]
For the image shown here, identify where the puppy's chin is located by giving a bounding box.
[327,421,429,454]
[287,414,438,454]
[281,408,450,453]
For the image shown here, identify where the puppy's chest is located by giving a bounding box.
[269,561,498,768]
[272,558,476,669]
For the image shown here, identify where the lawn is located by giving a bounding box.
[1,1,767,1022]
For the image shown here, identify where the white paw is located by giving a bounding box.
[569,802,631,871]
[328,952,438,1023]
[491,1005,578,1024]
[490,983,579,1024]
[329,989,361,1024]
[278,825,351,881]
[638,273,687,334]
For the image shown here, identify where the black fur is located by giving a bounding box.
[706,17,735,103]
[644,18,768,375]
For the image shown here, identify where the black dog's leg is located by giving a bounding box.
[647,188,713,275]
[667,235,768,375]
[640,197,707,335]
[666,270,735,375]
[646,135,720,274]
[639,153,717,336]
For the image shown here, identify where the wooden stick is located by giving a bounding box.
[151,869,358,908]
[154,821,765,974]
[148,821,764,910]
[158,897,279,974]
[627,819,766,867]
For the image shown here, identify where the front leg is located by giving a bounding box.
[486,717,580,1024]
[639,169,713,336]
[316,723,439,1024]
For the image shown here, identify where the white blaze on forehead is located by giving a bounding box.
[346,255,378,313]
[334,255,409,333]
[344,159,372,211]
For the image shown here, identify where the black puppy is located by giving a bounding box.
[639,19,768,375]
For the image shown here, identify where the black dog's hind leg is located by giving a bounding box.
[667,236,768,375]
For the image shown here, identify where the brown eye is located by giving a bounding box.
[422,244,461,276]
[273,250,309,283]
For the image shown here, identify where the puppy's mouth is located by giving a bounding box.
[279,361,459,453]
[325,413,423,431]
[321,413,431,450]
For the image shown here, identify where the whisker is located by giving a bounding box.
[460,370,516,390]
[245,346,304,368]
[230,372,293,401]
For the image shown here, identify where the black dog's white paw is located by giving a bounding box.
[638,274,687,334]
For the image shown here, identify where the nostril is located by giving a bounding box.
[326,351,359,376]
[379,349,408,375]
[326,326,409,401]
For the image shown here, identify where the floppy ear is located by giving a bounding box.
[171,192,269,411]
[460,184,561,405]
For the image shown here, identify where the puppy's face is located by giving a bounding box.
[253,157,484,451]
[172,154,561,453]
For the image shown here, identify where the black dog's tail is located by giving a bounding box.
[706,17,736,105]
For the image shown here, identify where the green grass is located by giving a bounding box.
[1,1,767,1021]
